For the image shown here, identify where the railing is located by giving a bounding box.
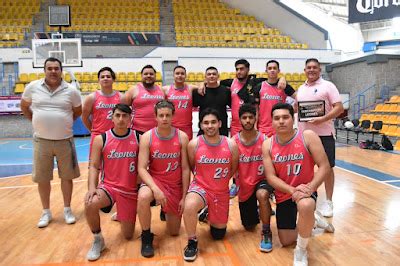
[343,84,392,119]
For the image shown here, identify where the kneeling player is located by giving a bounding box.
[262,103,333,266]
[137,100,190,258]
[182,108,239,262]
[84,104,139,261]
[233,103,273,252]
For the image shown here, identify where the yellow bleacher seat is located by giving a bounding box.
[28,73,38,81]
[395,140,400,151]
[187,72,196,82]
[371,114,382,122]
[126,72,136,82]
[381,104,391,112]
[284,73,292,82]
[38,73,45,79]
[64,73,71,82]
[195,72,204,82]
[387,115,396,124]
[386,125,397,137]
[389,104,398,113]
[117,82,128,92]
[14,84,25,94]
[74,72,83,81]
[380,124,388,134]
[388,95,399,103]
[117,72,127,81]
[156,72,162,81]
[19,73,29,83]
[82,72,92,82]
[372,104,384,112]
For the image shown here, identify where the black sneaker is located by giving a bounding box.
[160,210,166,221]
[183,239,198,261]
[198,207,208,223]
[140,231,154,258]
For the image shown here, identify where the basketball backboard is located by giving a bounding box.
[32,38,82,68]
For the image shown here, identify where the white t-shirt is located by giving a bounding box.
[22,79,82,140]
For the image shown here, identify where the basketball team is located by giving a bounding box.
[20,57,343,266]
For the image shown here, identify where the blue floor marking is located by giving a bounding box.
[386,182,400,188]
[335,160,399,182]
[0,138,90,177]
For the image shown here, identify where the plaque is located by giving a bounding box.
[298,100,325,122]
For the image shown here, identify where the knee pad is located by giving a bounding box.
[210,225,226,240]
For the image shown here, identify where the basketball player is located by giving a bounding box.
[84,104,139,261]
[192,67,231,137]
[137,100,190,258]
[82,67,123,158]
[254,60,296,137]
[182,108,239,262]
[233,103,273,252]
[124,65,165,136]
[162,65,199,140]
[262,103,333,266]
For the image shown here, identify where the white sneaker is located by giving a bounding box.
[111,212,118,221]
[293,247,308,266]
[314,211,335,233]
[319,200,333,217]
[86,234,106,261]
[37,210,52,228]
[64,208,76,224]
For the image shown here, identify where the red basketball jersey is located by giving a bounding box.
[101,129,139,194]
[149,127,182,187]
[269,130,315,203]
[258,81,287,137]
[230,78,245,137]
[91,90,122,135]
[131,83,164,132]
[194,135,233,194]
[234,132,266,202]
[166,84,193,139]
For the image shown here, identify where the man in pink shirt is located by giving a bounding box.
[296,58,344,217]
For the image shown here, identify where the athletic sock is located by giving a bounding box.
[262,224,271,234]
[297,235,309,250]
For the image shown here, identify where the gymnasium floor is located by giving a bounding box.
[0,138,399,265]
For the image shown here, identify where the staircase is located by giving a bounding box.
[159,0,176,46]
[162,60,178,85]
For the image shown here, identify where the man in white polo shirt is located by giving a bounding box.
[296,58,343,218]
[20,57,82,228]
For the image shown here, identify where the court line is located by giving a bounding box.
[27,255,180,266]
[335,167,400,190]
[383,180,400,183]
[0,179,87,190]
[335,160,399,182]
[224,240,241,266]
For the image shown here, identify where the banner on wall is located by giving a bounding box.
[348,0,400,23]
[34,32,161,45]
[0,96,22,115]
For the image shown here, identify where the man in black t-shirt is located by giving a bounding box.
[193,67,231,136]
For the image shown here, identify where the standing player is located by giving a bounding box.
[233,104,273,252]
[84,104,139,261]
[137,100,190,258]
[262,103,333,266]
[254,60,296,137]
[82,67,123,157]
[162,65,199,140]
[296,58,344,217]
[124,65,165,136]
[182,108,239,262]
[192,67,231,137]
